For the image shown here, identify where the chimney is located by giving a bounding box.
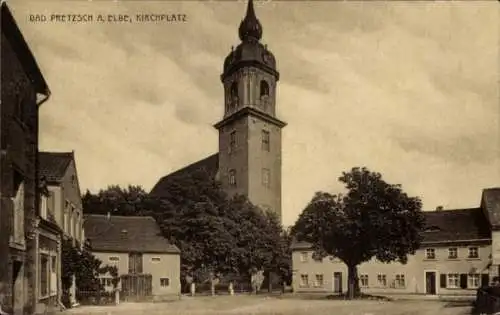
[107,212,111,220]
[436,206,444,212]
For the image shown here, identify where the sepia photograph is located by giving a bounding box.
[0,0,498,314]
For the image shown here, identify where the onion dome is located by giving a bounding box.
[238,0,262,42]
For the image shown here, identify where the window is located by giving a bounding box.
[230,82,238,107]
[395,274,405,288]
[50,254,57,295]
[314,274,324,287]
[261,130,270,151]
[448,248,458,259]
[51,256,56,272]
[63,211,69,233]
[447,273,459,288]
[260,80,269,97]
[229,131,236,151]
[299,274,308,287]
[40,195,48,219]
[14,94,28,124]
[300,252,308,263]
[468,247,479,259]
[468,274,480,289]
[39,254,49,298]
[151,257,161,263]
[160,278,170,287]
[377,274,387,287]
[12,171,25,245]
[312,252,322,262]
[229,169,236,186]
[109,256,120,262]
[359,275,369,288]
[128,252,143,274]
[262,168,270,188]
[100,277,113,287]
[48,192,55,216]
[425,248,435,259]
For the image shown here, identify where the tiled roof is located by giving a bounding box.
[83,214,180,254]
[481,188,500,229]
[38,151,73,183]
[291,208,491,250]
[1,2,49,96]
[149,153,219,197]
[422,208,490,244]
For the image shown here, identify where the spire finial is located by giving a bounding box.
[238,0,263,42]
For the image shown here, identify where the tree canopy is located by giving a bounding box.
[291,167,425,298]
[82,169,291,290]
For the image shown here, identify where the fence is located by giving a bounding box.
[75,290,117,306]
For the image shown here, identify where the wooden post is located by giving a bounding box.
[190,283,195,297]
[228,282,234,296]
[115,290,119,305]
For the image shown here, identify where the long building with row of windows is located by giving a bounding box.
[291,188,500,296]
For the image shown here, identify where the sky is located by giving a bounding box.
[9,0,499,227]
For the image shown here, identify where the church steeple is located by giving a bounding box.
[238,0,263,42]
[215,0,286,224]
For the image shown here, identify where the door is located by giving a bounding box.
[333,272,342,294]
[425,272,436,295]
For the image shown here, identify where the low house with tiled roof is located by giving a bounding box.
[83,214,181,299]
[38,151,84,306]
[291,188,500,296]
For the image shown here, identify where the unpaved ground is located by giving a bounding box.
[64,295,472,315]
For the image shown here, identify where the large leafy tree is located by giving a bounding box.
[82,169,290,293]
[291,167,425,299]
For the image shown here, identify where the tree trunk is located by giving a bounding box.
[347,264,360,299]
[268,271,272,293]
[210,278,215,296]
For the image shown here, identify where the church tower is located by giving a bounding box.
[214,0,286,223]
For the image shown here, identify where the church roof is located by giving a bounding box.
[83,214,180,254]
[149,153,219,197]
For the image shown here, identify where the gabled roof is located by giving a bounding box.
[150,153,219,197]
[1,2,49,96]
[83,214,180,254]
[481,188,500,229]
[291,208,492,251]
[38,151,74,183]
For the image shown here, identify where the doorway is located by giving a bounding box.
[425,271,437,295]
[333,272,343,294]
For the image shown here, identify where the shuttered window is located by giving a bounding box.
[481,274,490,287]
[440,274,446,288]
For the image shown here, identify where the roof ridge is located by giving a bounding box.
[84,214,155,220]
[39,151,73,155]
[424,207,480,213]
